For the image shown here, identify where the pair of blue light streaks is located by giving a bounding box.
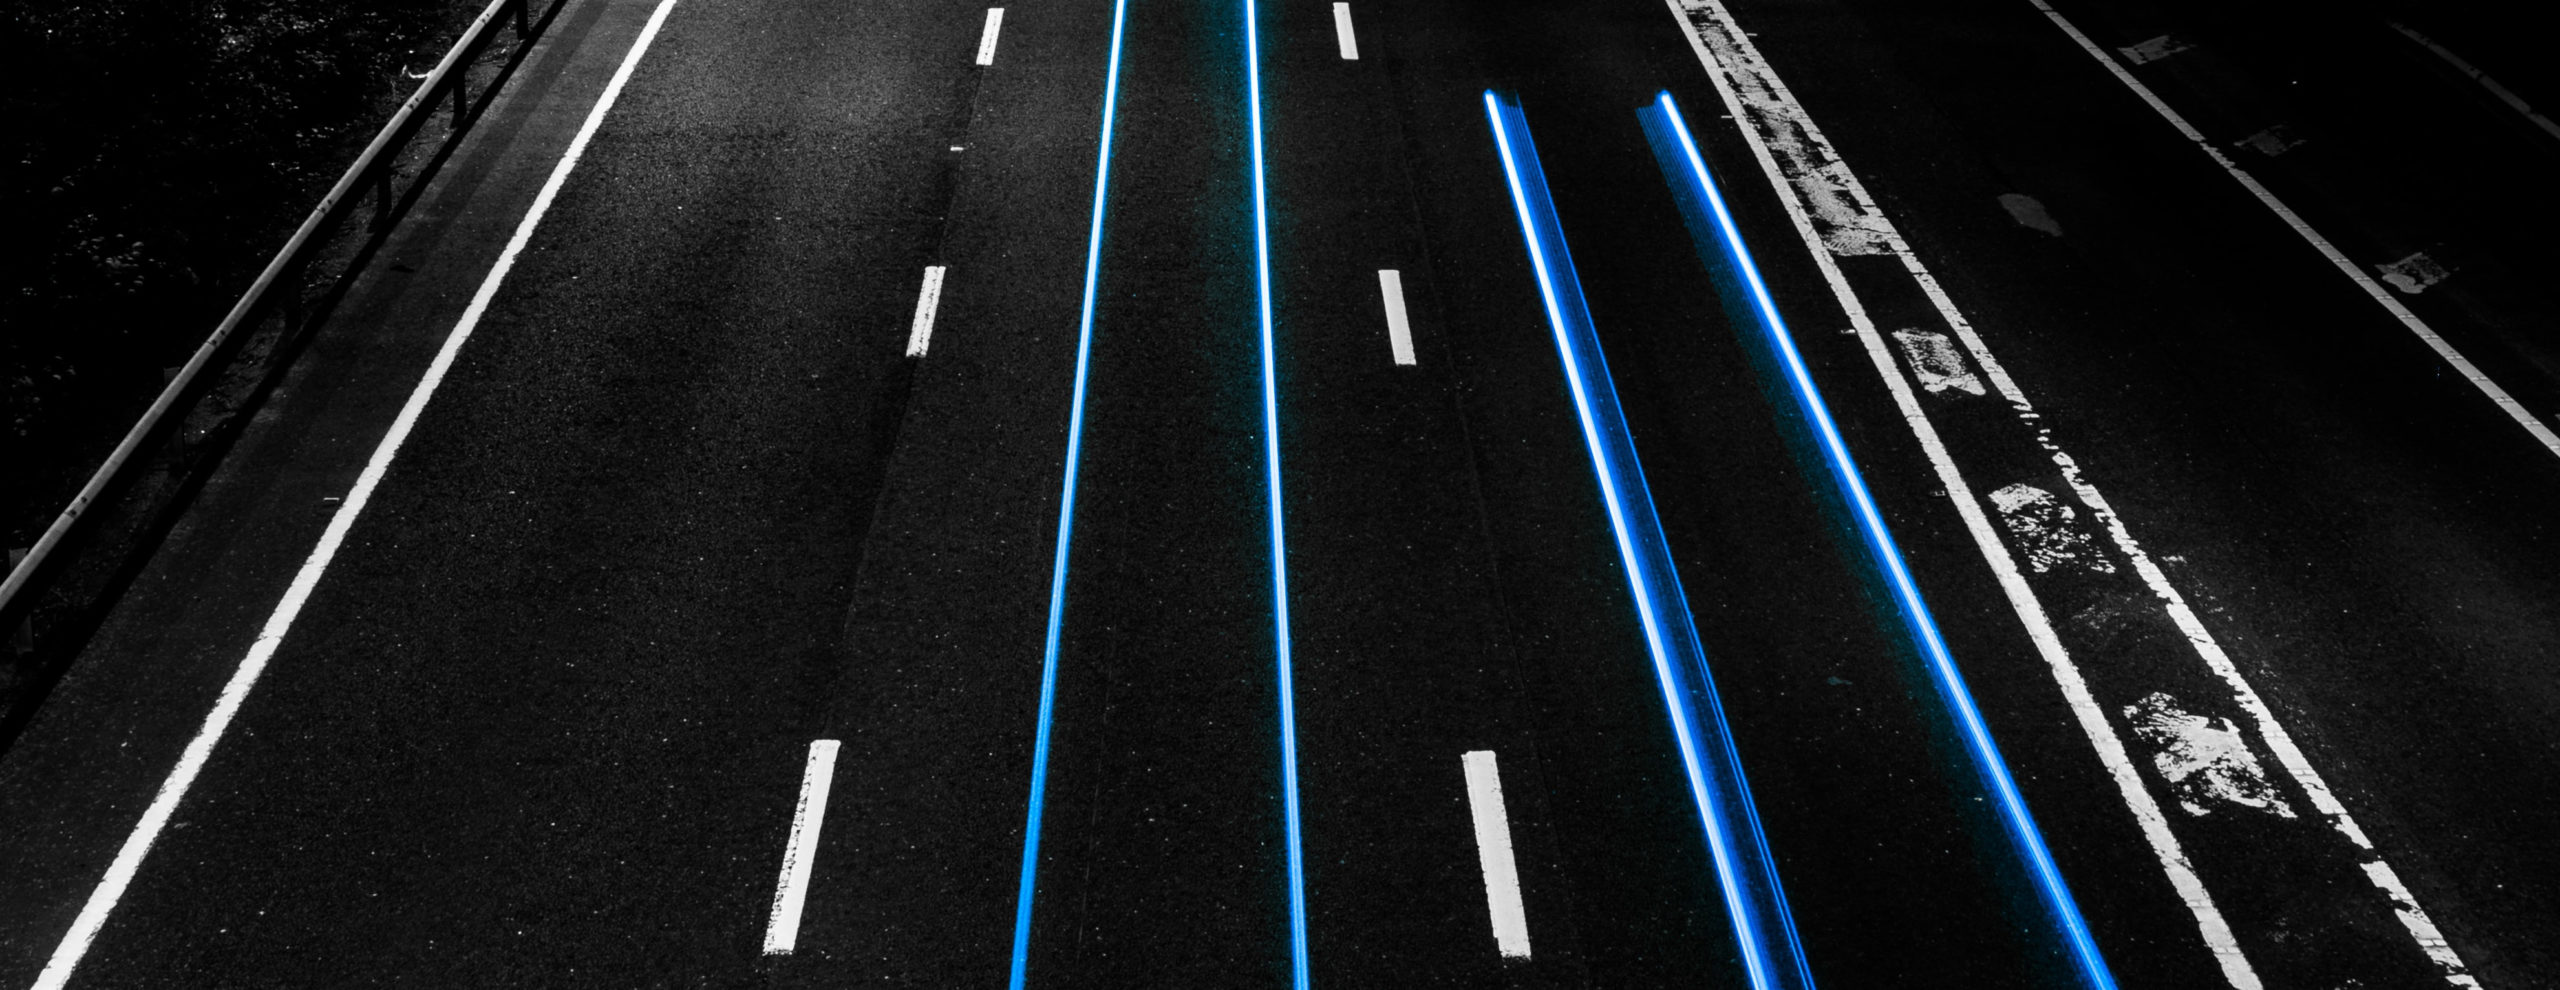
[1007,0,1311,986]
[1642,91,2118,990]
[1481,90,1816,990]
[1005,0,1129,982]
[1244,0,1317,983]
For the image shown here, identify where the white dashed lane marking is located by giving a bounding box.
[763,740,843,956]
[1377,269,1416,366]
[1332,3,1359,60]
[906,265,948,357]
[975,7,1005,66]
[1461,750,1532,959]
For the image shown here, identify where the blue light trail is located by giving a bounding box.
[1481,90,1815,990]
[1007,0,1131,984]
[1243,0,1313,984]
[1639,90,2118,990]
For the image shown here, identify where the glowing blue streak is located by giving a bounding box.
[1244,0,1312,985]
[1007,0,1130,984]
[1482,91,1811,990]
[1647,90,2117,990]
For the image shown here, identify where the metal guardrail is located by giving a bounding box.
[0,0,572,740]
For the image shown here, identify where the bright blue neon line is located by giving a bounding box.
[1007,1,1131,985]
[1482,91,1809,990]
[1244,1,1312,985]
[1650,91,2117,990]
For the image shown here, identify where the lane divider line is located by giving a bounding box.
[905,265,948,358]
[1459,751,1532,959]
[762,740,843,956]
[2030,0,2559,460]
[1643,91,2118,990]
[1377,269,1416,366]
[26,3,684,986]
[975,8,1005,66]
[1481,90,1813,990]
[1004,0,1129,981]
[1331,3,1358,60]
[1244,0,1313,982]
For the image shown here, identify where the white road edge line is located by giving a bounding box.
[2029,0,2558,460]
[1377,269,1416,366]
[1662,0,2262,983]
[1672,0,2485,985]
[28,2,684,987]
[763,739,842,955]
[2386,21,2560,145]
[1460,750,1531,959]
[975,7,1005,66]
[905,265,948,357]
[1331,3,1359,60]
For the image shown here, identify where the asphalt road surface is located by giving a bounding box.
[4,0,2556,985]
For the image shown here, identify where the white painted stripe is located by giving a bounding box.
[2027,0,2558,461]
[1460,751,1531,959]
[1662,1,2261,984]
[2388,21,2560,145]
[975,7,1005,66]
[1377,269,1416,366]
[28,3,684,987]
[763,739,843,955]
[905,265,948,357]
[1331,3,1359,60]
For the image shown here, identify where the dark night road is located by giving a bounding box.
[3,0,2556,986]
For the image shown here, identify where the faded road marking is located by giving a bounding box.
[1893,329,1984,396]
[1998,193,2063,236]
[2125,694,2296,818]
[2376,251,2452,295]
[2117,34,2193,65]
[1989,483,2113,574]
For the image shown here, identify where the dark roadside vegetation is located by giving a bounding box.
[2,0,491,736]
[4,0,479,548]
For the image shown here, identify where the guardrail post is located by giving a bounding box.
[514,0,530,37]
[451,75,470,131]
[8,549,30,656]
[373,169,393,231]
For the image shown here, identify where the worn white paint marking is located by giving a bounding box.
[2117,34,2193,65]
[1988,483,2113,574]
[1997,193,2063,237]
[764,740,843,955]
[1681,0,2494,981]
[2377,252,2452,295]
[1668,0,2262,983]
[2388,21,2560,145]
[29,3,684,987]
[1331,3,1358,60]
[2235,126,2304,158]
[1893,329,1985,396]
[2125,694,2295,818]
[905,265,948,357]
[1460,751,1531,959]
[1377,269,1416,366]
[974,7,1005,65]
[2028,0,2559,462]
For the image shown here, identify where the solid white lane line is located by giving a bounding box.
[2388,21,2560,144]
[763,740,842,956]
[1663,0,2260,984]
[975,8,1005,66]
[1331,3,1359,60]
[905,265,948,357]
[28,3,684,987]
[2027,0,2558,461]
[1460,751,1532,959]
[1377,269,1416,366]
